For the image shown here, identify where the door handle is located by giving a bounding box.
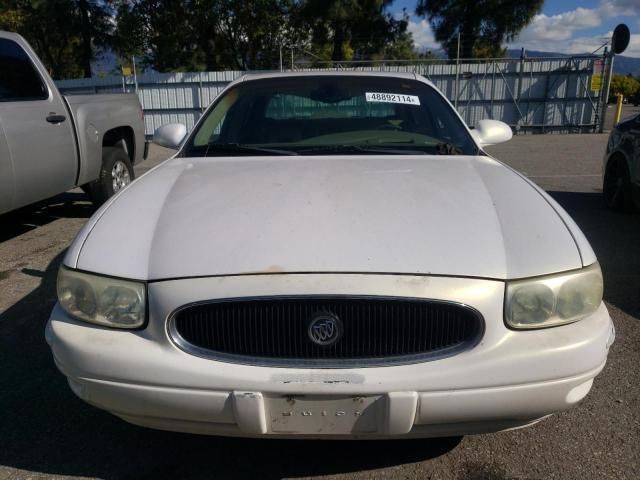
[46,114,66,124]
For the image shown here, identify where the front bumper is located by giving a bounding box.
[46,274,614,438]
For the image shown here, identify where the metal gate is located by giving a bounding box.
[293,55,605,134]
[56,55,606,137]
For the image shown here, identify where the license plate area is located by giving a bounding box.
[267,395,382,434]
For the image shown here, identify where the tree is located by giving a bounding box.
[209,0,300,70]
[3,0,423,75]
[1,0,82,78]
[113,0,210,72]
[610,74,640,98]
[111,0,147,61]
[113,0,299,71]
[0,0,114,78]
[76,0,114,77]
[416,0,543,59]
[379,31,417,60]
[299,0,408,62]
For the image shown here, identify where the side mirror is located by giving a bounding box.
[470,119,513,147]
[152,123,187,150]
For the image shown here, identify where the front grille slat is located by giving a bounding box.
[172,296,483,367]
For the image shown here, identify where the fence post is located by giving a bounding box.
[199,77,204,113]
[454,32,461,109]
[516,48,525,128]
[613,94,624,126]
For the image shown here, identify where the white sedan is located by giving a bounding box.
[46,72,614,439]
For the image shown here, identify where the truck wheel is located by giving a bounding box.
[603,156,633,211]
[90,147,135,205]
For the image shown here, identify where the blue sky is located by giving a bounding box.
[390,0,640,57]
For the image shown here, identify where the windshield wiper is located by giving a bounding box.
[204,143,298,156]
[297,145,427,155]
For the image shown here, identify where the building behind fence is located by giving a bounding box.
[56,56,606,138]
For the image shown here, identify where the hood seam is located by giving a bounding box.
[492,157,585,266]
[74,158,177,269]
[146,165,186,279]
[468,157,510,278]
[73,190,128,268]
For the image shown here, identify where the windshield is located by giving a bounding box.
[183,75,478,157]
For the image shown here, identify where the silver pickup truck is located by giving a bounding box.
[0,31,147,215]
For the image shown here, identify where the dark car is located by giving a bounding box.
[603,113,640,211]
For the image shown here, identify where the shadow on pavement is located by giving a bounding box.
[0,251,461,479]
[0,192,95,243]
[549,191,640,318]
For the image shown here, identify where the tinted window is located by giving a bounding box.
[185,76,478,156]
[0,39,48,101]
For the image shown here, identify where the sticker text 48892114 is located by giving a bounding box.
[365,92,421,106]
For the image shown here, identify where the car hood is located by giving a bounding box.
[69,155,586,281]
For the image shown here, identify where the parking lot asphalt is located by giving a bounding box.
[0,112,638,479]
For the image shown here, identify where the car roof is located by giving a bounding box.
[230,70,433,88]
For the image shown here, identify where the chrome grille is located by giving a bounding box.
[169,296,484,367]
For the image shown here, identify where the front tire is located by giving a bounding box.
[89,147,135,205]
[603,156,633,211]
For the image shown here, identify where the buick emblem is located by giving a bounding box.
[308,313,343,346]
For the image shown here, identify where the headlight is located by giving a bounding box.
[57,266,146,328]
[505,263,603,329]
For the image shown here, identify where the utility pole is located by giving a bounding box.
[454,32,461,110]
[598,24,631,132]
[599,46,614,133]
[279,44,283,72]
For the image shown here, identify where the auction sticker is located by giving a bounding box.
[365,92,420,105]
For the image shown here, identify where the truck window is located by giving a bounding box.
[0,38,48,102]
